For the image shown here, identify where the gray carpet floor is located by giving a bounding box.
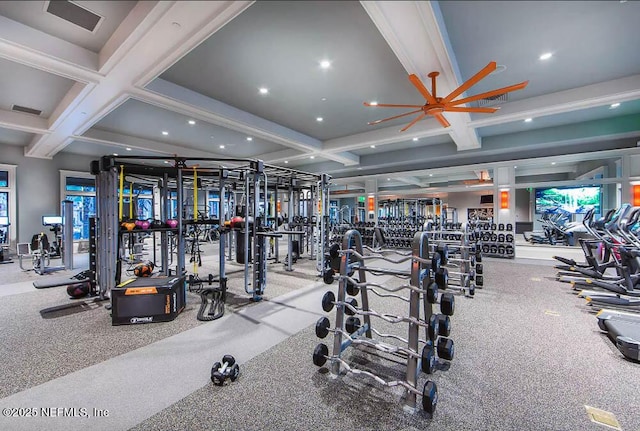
[132,258,640,431]
[1,245,639,430]
[0,242,322,399]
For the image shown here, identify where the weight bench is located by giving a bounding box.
[16,242,31,271]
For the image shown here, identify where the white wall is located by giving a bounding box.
[0,143,95,242]
[444,191,493,223]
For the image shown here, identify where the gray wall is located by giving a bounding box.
[514,188,531,223]
[0,144,95,242]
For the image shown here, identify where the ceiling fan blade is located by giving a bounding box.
[368,109,423,125]
[444,106,499,113]
[364,102,424,108]
[433,112,451,128]
[442,61,496,104]
[400,112,428,132]
[408,74,438,105]
[448,81,529,107]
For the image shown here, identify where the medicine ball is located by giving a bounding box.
[67,282,89,299]
[133,261,155,277]
[230,216,244,228]
[166,219,178,229]
[150,219,165,229]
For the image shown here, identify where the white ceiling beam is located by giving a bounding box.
[0,15,101,83]
[514,164,578,177]
[469,74,640,128]
[360,1,481,151]
[323,118,448,153]
[395,176,426,187]
[75,129,224,159]
[23,1,252,159]
[135,80,360,166]
[256,148,304,163]
[98,1,172,74]
[0,108,50,135]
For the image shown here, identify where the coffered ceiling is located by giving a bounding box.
[0,1,638,194]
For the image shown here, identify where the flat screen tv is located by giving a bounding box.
[535,186,601,214]
[480,194,493,204]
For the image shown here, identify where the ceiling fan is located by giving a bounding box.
[364,61,528,131]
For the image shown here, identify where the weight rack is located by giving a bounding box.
[476,222,515,259]
[313,229,456,414]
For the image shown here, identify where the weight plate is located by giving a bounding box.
[313,343,329,367]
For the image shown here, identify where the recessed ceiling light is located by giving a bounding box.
[126,147,131,151]
[321,97,327,101]
[412,137,419,142]
[246,137,253,141]
[551,162,556,165]
[514,166,518,169]
[219,145,225,149]
[162,131,169,136]
[310,156,315,159]
[369,101,378,106]
[387,178,391,181]
[610,103,620,109]
[320,60,331,69]
[357,167,363,170]
[164,161,170,164]
[370,145,375,148]
[524,118,533,122]
[429,174,433,177]
[113,153,118,156]
[259,87,269,95]
[188,120,196,125]
[284,160,289,164]
[539,52,553,61]
[316,117,323,122]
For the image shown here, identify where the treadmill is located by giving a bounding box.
[596,309,640,361]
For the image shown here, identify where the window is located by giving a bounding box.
[135,186,154,221]
[65,195,96,240]
[0,165,16,245]
[61,171,96,241]
[207,191,219,218]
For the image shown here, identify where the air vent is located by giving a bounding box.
[477,93,508,107]
[11,104,42,116]
[45,1,103,33]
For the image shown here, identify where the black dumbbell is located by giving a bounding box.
[315,316,362,339]
[321,291,358,315]
[211,354,240,386]
[437,314,451,337]
[421,341,436,374]
[437,337,454,361]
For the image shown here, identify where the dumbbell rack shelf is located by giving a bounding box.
[477,223,515,259]
[313,229,455,414]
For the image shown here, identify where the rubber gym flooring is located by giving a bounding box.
[0,243,638,431]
